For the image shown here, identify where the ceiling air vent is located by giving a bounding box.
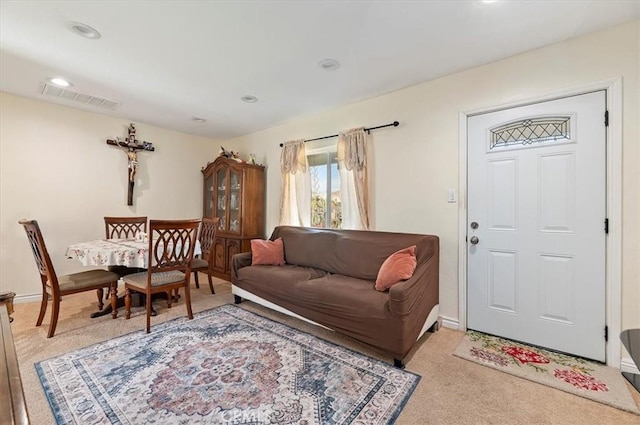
[41,82,120,110]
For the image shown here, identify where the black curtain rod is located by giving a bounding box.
[278,121,399,147]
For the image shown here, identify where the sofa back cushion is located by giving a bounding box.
[270,226,437,281]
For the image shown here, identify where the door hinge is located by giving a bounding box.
[605,326,608,341]
[604,218,609,234]
[604,110,609,127]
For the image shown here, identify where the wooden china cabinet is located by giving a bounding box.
[202,156,265,281]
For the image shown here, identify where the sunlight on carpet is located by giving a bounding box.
[36,304,419,424]
[453,331,639,415]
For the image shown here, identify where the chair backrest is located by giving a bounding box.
[104,216,147,239]
[199,217,220,264]
[147,219,201,276]
[19,220,59,293]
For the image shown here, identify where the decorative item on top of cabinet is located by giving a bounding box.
[202,156,265,281]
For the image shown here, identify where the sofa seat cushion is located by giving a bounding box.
[295,274,390,320]
[235,265,327,294]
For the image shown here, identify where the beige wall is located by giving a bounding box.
[0,93,219,296]
[224,21,640,331]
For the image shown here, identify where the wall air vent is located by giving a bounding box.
[41,82,120,110]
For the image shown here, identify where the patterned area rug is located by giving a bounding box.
[454,331,640,414]
[36,305,419,424]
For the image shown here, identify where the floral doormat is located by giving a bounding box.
[36,304,419,424]
[454,331,640,414]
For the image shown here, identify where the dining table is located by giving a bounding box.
[65,238,202,317]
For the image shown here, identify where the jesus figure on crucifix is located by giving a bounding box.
[126,148,138,183]
[106,123,155,205]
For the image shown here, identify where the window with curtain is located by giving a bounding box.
[308,148,342,229]
[280,128,370,230]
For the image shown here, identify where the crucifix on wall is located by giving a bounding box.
[107,123,155,205]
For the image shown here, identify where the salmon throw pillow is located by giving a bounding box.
[375,245,417,291]
[251,238,285,266]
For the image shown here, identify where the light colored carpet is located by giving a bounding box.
[10,277,640,425]
[454,330,639,415]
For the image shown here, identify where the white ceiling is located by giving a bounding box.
[1,1,639,140]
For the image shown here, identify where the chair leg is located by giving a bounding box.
[36,292,48,326]
[47,296,60,338]
[125,289,132,319]
[193,272,200,289]
[208,274,215,294]
[146,292,152,333]
[111,284,118,319]
[184,283,193,320]
[166,291,172,308]
[97,288,104,311]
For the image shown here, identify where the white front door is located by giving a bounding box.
[467,91,607,361]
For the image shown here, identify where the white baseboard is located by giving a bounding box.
[14,293,41,304]
[621,357,640,374]
[440,316,460,330]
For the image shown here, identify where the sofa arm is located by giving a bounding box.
[231,252,252,281]
[388,253,439,319]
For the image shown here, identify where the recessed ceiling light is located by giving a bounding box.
[241,95,258,103]
[48,77,72,87]
[68,22,101,39]
[318,58,340,71]
[191,117,207,123]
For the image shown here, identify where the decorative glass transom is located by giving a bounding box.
[490,116,571,150]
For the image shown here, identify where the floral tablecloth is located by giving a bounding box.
[65,239,201,269]
[66,239,148,268]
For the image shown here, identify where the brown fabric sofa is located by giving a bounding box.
[231,225,439,367]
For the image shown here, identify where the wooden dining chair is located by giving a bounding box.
[104,216,148,277]
[104,216,148,239]
[122,219,200,333]
[19,220,120,338]
[191,217,220,294]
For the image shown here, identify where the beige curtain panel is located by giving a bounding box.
[337,127,370,230]
[280,140,311,226]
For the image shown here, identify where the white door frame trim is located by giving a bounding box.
[457,78,623,368]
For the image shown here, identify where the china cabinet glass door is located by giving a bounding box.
[216,168,227,231]
[204,174,213,218]
[229,170,241,234]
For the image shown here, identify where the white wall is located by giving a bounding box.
[224,21,640,332]
[0,93,219,296]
